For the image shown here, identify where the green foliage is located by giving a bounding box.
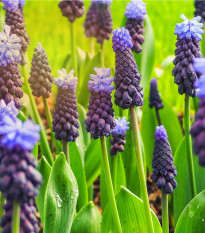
[71,202,102,233]
[101,186,162,233]
[175,190,205,233]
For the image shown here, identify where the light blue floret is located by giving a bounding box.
[194,57,205,75]
[125,0,147,21]
[174,14,204,41]
[0,100,18,122]
[2,0,19,11]
[154,125,168,142]
[19,0,25,8]
[112,27,133,52]
[0,25,22,66]
[53,69,78,90]
[88,67,115,94]
[0,116,40,151]
[193,58,205,99]
[111,117,129,136]
[95,0,112,4]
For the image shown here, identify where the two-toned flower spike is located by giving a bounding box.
[53,69,80,142]
[173,14,204,97]
[149,78,163,110]
[151,126,177,194]
[125,0,147,53]
[0,25,23,109]
[110,117,129,155]
[59,0,85,23]
[85,67,115,139]
[112,27,144,109]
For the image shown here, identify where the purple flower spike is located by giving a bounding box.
[174,14,204,41]
[125,0,147,21]
[88,67,115,94]
[0,25,21,66]
[0,116,40,151]
[2,0,19,11]
[195,0,205,24]
[111,117,129,136]
[0,100,18,122]
[151,125,177,194]
[96,0,112,4]
[194,57,205,75]
[112,27,133,52]
[149,78,163,110]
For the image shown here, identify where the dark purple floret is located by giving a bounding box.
[151,126,177,194]
[0,63,23,110]
[0,148,42,202]
[1,200,39,233]
[29,43,53,98]
[194,0,205,24]
[110,134,126,156]
[58,0,85,23]
[149,78,163,110]
[5,8,30,65]
[190,99,205,166]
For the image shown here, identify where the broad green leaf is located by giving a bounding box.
[70,142,88,211]
[36,156,51,226]
[44,153,78,233]
[84,139,101,187]
[71,201,102,233]
[101,186,162,233]
[141,95,183,172]
[175,190,205,233]
[173,137,205,225]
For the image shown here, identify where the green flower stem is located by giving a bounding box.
[101,42,105,67]
[88,185,93,201]
[100,137,122,233]
[184,94,197,197]
[0,194,5,231]
[112,153,118,195]
[21,56,53,165]
[91,37,95,55]
[63,140,70,165]
[42,97,53,130]
[155,107,162,125]
[161,191,169,233]
[129,106,154,233]
[12,200,20,233]
[70,22,78,76]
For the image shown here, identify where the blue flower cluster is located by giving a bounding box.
[125,0,147,21]
[53,69,78,90]
[0,25,22,66]
[88,67,115,94]
[0,100,18,122]
[154,125,168,142]
[174,14,204,41]
[194,58,205,99]
[112,27,133,52]
[2,0,25,11]
[111,117,129,136]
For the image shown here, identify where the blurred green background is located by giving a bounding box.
[23,0,197,112]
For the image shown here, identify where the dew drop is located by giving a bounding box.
[55,193,63,208]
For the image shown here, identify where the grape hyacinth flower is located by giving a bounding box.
[0,116,42,201]
[1,200,39,233]
[112,27,143,109]
[3,0,30,65]
[151,126,177,194]
[58,0,85,23]
[0,25,23,109]
[29,43,53,98]
[173,14,204,97]
[149,78,163,110]
[194,0,205,24]
[110,117,129,155]
[125,0,147,53]
[53,69,80,142]
[85,67,115,139]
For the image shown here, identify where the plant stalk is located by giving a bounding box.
[101,42,105,67]
[42,97,53,130]
[155,107,162,125]
[12,200,20,233]
[112,153,118,195]
[63,140,70,165]
[100,137,122,233]
[0,194,5,231]
[70,22,78,76]
[21,56,53,165]
[129,106,154,233]
[184,94,197,197]
[161,191,169,233]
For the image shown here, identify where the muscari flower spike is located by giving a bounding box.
[151,125,177,194]
[52,69,79,142]
[125,0,147,21]
[95,0,112,4]
[174,14,204,41]
[194,0,205,24]
[0,24,21,66]
[0,100,18,122]
[29,42,53,98]
[194,58,205,99]
[110,117,129,156]
[149,78,163,110]
[2,0,19,11]
[85,67,115,139]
